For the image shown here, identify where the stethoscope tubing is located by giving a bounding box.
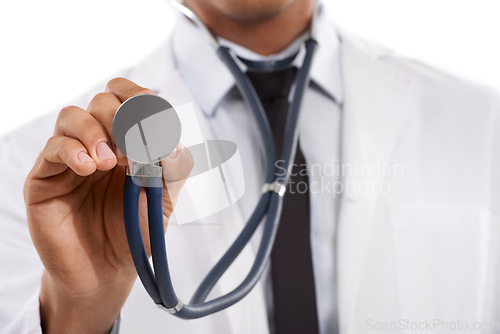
[123,176,163,304]
[189,39,319,306]
[123,39,318,318]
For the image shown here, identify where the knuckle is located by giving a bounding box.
[90,92,113,106]
[45,136,68,158]
[46,135,57,145]
[80,122,105,143]
[106,77,126,91]
[76,115,96,132]
[45,135,61,150]
[56,105,78,123]
[56,107,105,144]
[58,137,74,151]
[126,87,155,100]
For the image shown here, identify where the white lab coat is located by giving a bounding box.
[1,28,500,334]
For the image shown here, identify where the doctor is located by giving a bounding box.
[2,0,500,333]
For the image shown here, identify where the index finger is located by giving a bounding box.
[105,77,156,103]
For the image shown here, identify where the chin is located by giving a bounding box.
[212,0,297,21]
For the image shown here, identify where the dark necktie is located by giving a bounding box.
[246,68,320,334]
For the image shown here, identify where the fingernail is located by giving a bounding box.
[96,142,115,161]
[78,151,93,163]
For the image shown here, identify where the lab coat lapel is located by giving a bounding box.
[336,32,417,333]
[128,40,270,334]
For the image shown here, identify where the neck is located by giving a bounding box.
[183,0,315,56]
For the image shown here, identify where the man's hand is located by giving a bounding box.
[23,78,193,334]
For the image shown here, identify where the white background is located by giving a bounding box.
[1,0,499,136]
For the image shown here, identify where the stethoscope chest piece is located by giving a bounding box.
[112,94,181,187]
[112,94,182,165]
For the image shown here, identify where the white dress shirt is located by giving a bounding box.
[172,6,344,333]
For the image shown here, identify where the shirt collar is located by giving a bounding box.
[171,3,343,117]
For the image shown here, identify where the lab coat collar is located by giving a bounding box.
[171,3,343,117]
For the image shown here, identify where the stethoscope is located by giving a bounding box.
[112,0,319,319]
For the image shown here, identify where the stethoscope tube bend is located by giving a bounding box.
[123,38,318,318]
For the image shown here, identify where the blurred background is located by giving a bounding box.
[1,0,499,136]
